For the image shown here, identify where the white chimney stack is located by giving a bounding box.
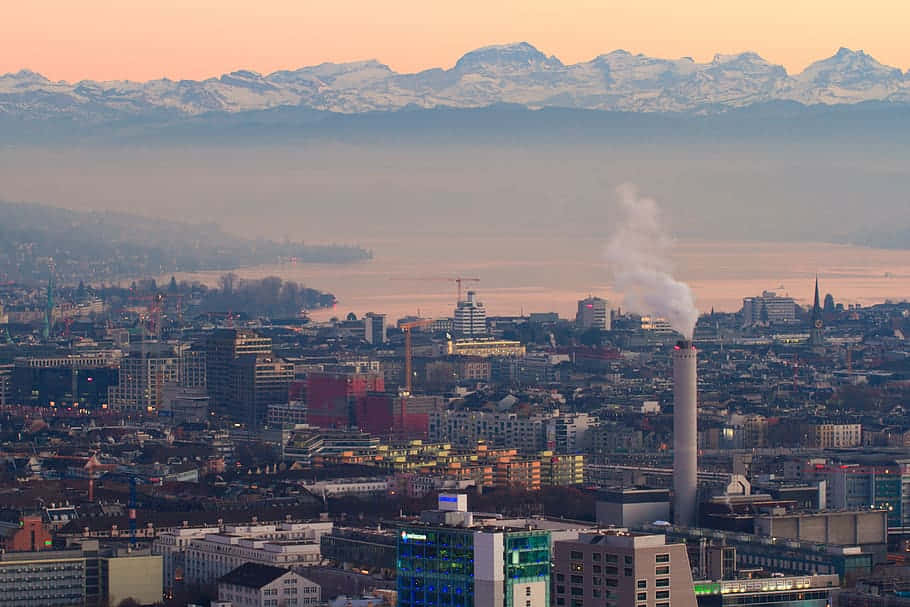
[673,340,698,526]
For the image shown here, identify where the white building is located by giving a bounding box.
[453,291,487,337]
[429,409,552,451]
[742,291,798,326]
[576,296,610,330]
[218,562,320,607]
[156,521,332,590]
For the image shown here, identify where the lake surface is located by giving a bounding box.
[163,235,910,322]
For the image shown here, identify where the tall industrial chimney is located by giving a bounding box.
[673,339,697,526]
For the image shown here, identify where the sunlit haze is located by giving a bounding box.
[2,0,909,81]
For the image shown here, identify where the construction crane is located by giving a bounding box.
[391,276,480,303]
[129,476,138,546]
[400,318,435,395]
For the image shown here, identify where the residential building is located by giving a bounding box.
[218,563,321,607]
[453,291,487,337]
[552,530,697,607]
[576,296,611,331]
[448,339,525,358]
[808,423,862,448]
[107,343,179,412]
[428,410,552,451]
[741,292,797,326]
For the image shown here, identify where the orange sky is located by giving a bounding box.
[3,0,908,82]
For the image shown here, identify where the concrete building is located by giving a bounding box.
[809,423,862,448]
[753,509,887,560]
[397,495,551,607]
[448,339,525,358]
[153,526,220,595]
[364,312,388,345]
[0,548,86,607]
[693,575,839,607]
[218,563,320,607]
[205,329,273,409]
[231,354,294,429]
[108,343,179,412]
[595,488,671,529]
[741,291,798,326]
[551,413,594,454]
[576,296,611,331]
[552,530,697,607]
[183,521,332,588]
[453,291,487,337]
[428,410,552,451]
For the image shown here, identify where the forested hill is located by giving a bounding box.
[0,200,371,283]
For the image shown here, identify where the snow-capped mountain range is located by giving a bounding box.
[2,43,909,119]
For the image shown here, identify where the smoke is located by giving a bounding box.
[605,184,698,338]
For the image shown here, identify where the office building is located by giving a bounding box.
[448,339,525,358]
[364,312,388,345]
[231,354,294,429]
[741,292,798,326]
[397,495,551,607]
[306,369,384,428]
[576,296,611,331]
[808,423,862,448]
[453,291,487,337]
[552,530,697,607]
[181,521,332,588]
[205,329,273,408]
[9,352,120,408]
[218,563,320,607]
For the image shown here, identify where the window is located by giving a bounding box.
[592,565,602,574]
[656,566,670,575]
[656,554,670,563]
[593,553,601,561]
[570,551,583,560]
[556,574,565,582]
[637,581,647,589]
[624,568,633,577]
[625,556,633,565]
[593,590,601,598]
[557,586,565,594]
[571,587,584,596]
[572,563,584,573]
[657,603,670,607]
[605,554,617,564]
[556,599,565,606]
[593,578,601,586]
[525,602,530,607]
[637,593,647,601]
[656,578,670,588]
[526,587,532,597]
[571,576,584,584]
[656,591,670,599]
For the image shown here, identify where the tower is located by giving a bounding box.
[809,276,825,347]
[673,340,698,526]
[42,264,55,341]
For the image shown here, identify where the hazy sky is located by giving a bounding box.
[3,0,908,82]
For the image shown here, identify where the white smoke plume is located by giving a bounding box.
[605,184,698,339]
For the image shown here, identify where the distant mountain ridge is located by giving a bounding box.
[2,43,909,120]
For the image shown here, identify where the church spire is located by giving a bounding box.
[810,275,824,347]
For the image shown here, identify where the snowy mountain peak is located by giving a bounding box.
[2,44,909,118]
[454,42,563,71]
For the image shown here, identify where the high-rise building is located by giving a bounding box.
[204,329,272,409]
[741,291,797,326]
[454,291,487,337]
[552,530,697,607]
[108,343,179,412]
[364,312,388,344]
[397,495,551,607]
[176,343,207,389]
[230,354,294,429]
[576,296,611,331]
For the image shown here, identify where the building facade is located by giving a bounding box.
[576,297,611,331]
[453,291,487,337]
